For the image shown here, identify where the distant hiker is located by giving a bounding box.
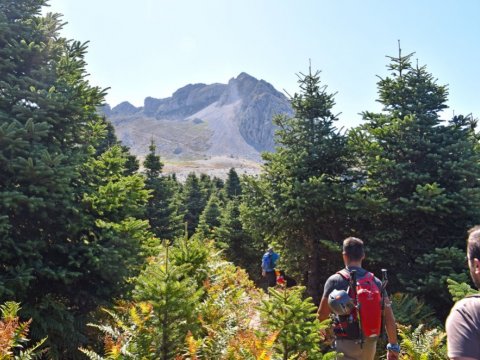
[261,247,279,288]
[446,226,480,359]
[317,237,399,360]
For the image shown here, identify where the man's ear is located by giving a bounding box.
[474,258,480,274]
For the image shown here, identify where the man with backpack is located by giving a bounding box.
[446,226,480,359]
[261,246,279,289]
[317,237,400,360]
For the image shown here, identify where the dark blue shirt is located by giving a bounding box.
[261,251,279,272]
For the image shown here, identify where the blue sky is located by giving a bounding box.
[45,0,480,128]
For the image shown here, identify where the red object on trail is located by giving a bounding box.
[275,270,285,286]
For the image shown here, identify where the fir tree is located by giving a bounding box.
[143,140,182,240]
[0,2,152,355]
[196,193,222,239]
[216,199,259,279]
[96,120,139,175]
[180,173,207,236]
[132,246,203,360]
[258,287,331,359]
[447,278,477,302]
[242,66,352,302]
[350,46,480,314]
[224,168,242,199]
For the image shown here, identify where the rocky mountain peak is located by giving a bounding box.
[111,101,139,115]
[104,73,293,161]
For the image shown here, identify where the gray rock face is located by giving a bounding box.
[102,73,293,161]
[111,101,139,115]
[144,83,227,119]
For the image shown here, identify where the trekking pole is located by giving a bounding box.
[350,270,364,347]
[380,269,388,339]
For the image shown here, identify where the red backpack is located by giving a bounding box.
[333,269,383,339]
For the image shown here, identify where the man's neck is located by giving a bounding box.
[345,261,362,268]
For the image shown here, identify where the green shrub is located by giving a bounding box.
[390,292,439,328]
[398,324,447,360]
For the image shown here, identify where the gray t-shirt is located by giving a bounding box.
[446,295,480,358]
[322,266,383,299]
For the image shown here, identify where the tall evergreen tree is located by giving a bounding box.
[79,143,152,300]
[180,173,207,236]
[224,168,242,199]
[195,193,222,239]
[242,66,352,303]
[143,140,182,240]
[350,46,480,315]
[0,1,152,355]
[97,120,139,175]
[217,198,259,279]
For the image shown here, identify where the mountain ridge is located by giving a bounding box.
[102,73,293,165]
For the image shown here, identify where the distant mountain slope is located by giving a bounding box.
[102,72,293,162]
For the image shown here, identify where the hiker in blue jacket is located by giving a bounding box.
[261,247,279,288]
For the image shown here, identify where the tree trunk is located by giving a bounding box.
[305,237,322,306]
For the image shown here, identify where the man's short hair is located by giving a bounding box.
[342,237,365,261]
[468,226,480,261]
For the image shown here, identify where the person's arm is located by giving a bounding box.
[261,254,268,276]
[317,296,334,344]
[384,298,397,343]
[317,276,336,344]
[384,296,399,360]
[317,296,331,322]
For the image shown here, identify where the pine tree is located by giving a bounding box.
[95,120,139,175]
[180,173,207,236]
[81,144,152,286]
[242,66,352,303]
[350,46,480,312]
[195,193,222,239]
[402,247,470,318]
[143,140,182,240]
[0,2,152,355]
[224,168,242,199]
[132,246,203,360]
[447,278,477,302]
[81,243,204,360]
[216,199,259,279]
[398,324,447,360]
[258,286,330,359]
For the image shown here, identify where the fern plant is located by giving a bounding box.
[179,242,264,359]
[223,330,279,360]
[390,293,438,328]
[398,324,447,360]
[79,302,151,360]
[0,302,46,360]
